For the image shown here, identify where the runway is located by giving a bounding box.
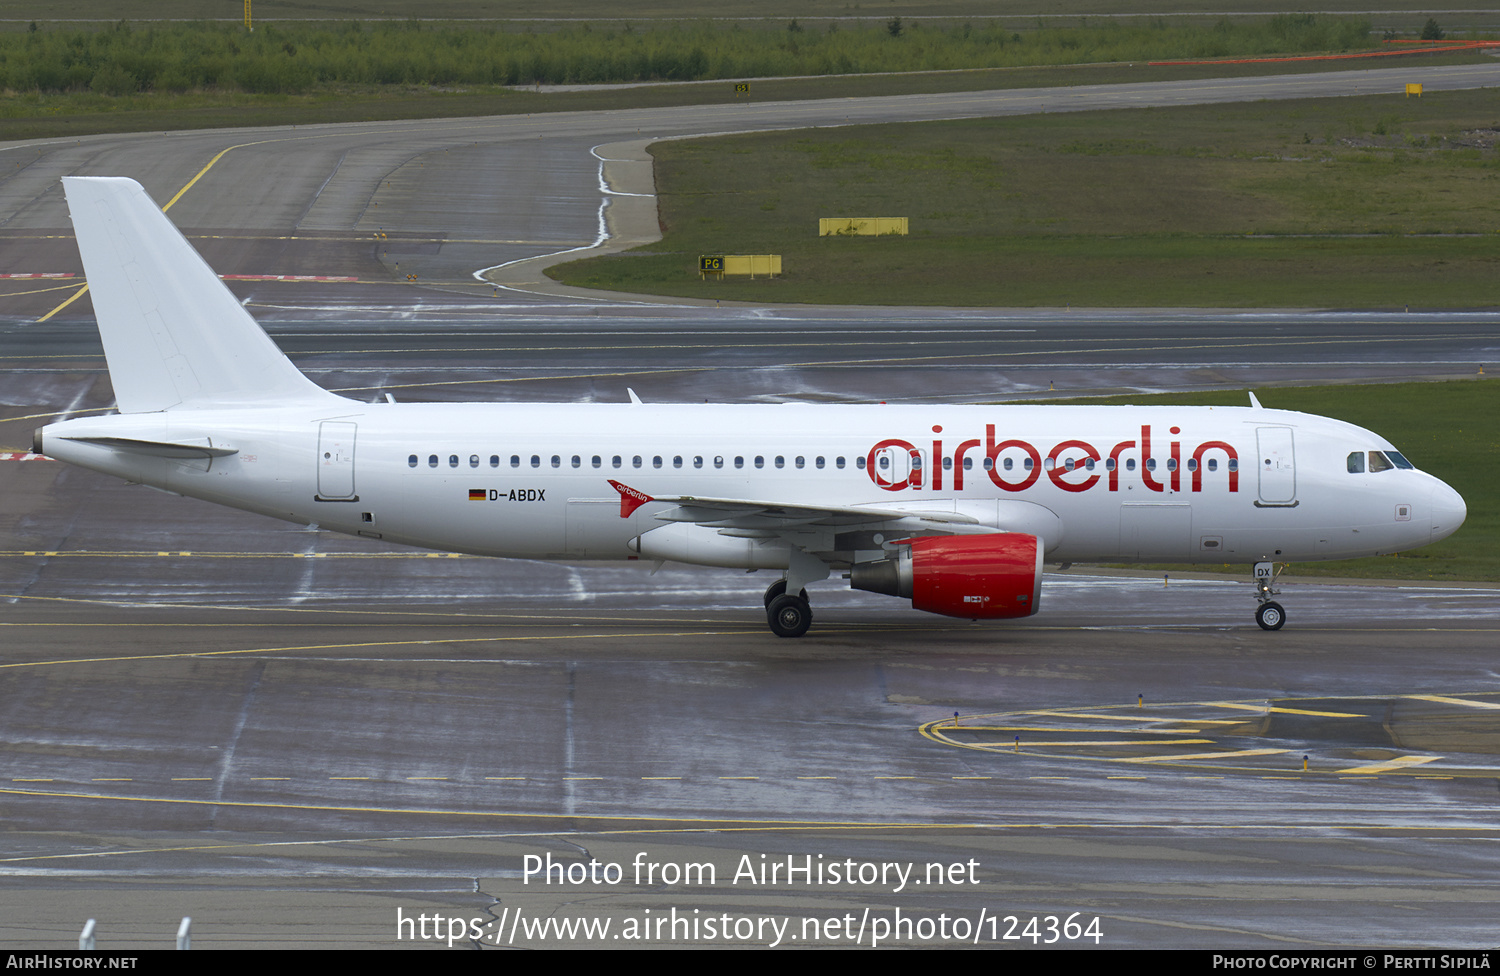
[2,65,1500,950]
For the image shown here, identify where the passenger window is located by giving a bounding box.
[653,456,663,469]
[714,456,724,469]
[428,455,438,468]
[571,455,581,468]
[551,455,560,468]
[775,456,785,469]
[511,455,520,468]
[816,457,825,469]
[1208,459,1218,472]
[1166,458,1177,471]
[408,455,418,468]
[490,455,499,468]
[470,455,479,468]
[633,456,642,468]
[592,456,602,468]
[1105,458,1115,470]
[1347,452,1365,474]
[693,456,703,469]
[755,456,765,469]
[795,456,805,469]
[1227,459,1238,472]
[857,457,866,470]
[736,456,745,469]
[449,455,459,468]
[1126,459,1136,471]
[531,455,541,468]
[613,456,622,468]
[1186,458,1197,471]
[673,456,683,468]
[962,457,972,470]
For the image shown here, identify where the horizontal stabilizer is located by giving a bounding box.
[61,177,339,413]
[58,435,239,459]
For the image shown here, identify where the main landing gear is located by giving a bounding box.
[762,552,829,638]
[764,579,812,638]
[1253,561,1286,631]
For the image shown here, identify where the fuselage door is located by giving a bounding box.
[1255,426,1296,505]
[317,421,357,500]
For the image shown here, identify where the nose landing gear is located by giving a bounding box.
[1253,561,1286,630]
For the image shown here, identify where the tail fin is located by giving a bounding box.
[61,176,338,413]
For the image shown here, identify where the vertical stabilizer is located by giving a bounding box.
[61,176,339,413]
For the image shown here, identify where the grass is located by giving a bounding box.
[0,16,1397,94]
[4,1,1498,22]
[6,50,1488,143]
[553,87,1500,308]
[1041,380,1499,581]
[1,13,1492,141]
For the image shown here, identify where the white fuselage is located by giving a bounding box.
[40,399,1466,571]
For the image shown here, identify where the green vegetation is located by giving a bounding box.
[8,54,1491,145]
[3,1,1491,22]
[554,88,1500,308]
[1046,380,1498,581]
[2,15,1492,140]
[0,17,1388,94]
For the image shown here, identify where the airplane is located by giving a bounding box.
[33,177,1467,637]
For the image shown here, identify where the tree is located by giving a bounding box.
[1421,19,1444,40]
[887,17,903,38]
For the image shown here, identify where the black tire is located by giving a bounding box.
[767,594,813,638]
[763,579,808,608]
[1256,601,1286,631]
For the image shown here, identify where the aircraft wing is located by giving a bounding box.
[608,480,992,538]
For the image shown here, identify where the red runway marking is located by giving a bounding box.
[220,274,359,282]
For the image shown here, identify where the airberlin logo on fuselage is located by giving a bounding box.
[866,423,1240,495]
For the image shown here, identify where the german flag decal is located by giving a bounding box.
[469,489,486,501]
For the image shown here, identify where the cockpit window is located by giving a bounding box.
[1347,452,1365,474]
[1385,450,1414,469]
[1368,451,1394,473]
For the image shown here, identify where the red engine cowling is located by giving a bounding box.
[849,533,1043,619]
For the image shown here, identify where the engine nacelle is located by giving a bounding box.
[849,533,1043,619]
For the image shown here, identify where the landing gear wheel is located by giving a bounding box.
[1255,601,1286,631]
[763,579,808,608]
[767,594,813,638]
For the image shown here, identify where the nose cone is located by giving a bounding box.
[1429,479,1467,545]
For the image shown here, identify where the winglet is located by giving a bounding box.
[627,388,643,405]
[608,480,653,518]
[1248,391,1262,409]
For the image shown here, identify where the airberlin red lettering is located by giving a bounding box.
[867,424,1238,495]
